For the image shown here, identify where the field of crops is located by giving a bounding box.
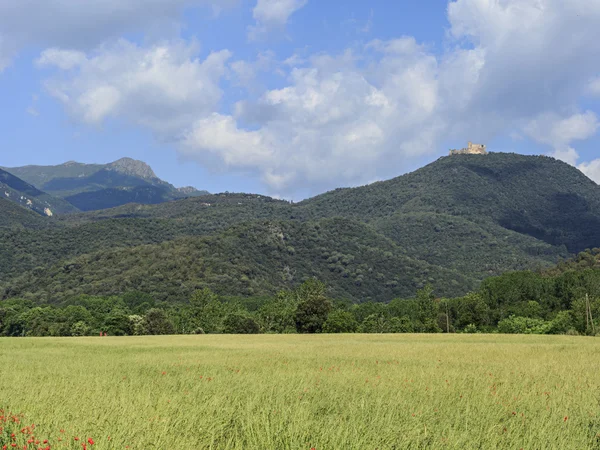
[1,334,599,449]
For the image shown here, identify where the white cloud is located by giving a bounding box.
[37,49,87,70]
[522,111,600,182]
[523,111,600,150]
[579,159,600,184]
[248,0,308,40]
[38,40,231,133]
[35,0,600,196]
[0,0,238,71]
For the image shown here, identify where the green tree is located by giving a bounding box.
[223,313,260,334]
[294,279,332,333]
[323,310,358,333]
[144,309,174,335]
[71,321,90,336]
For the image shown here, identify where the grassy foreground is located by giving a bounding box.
[0,335,599,449]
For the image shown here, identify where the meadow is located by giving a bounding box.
[1,334,599,450]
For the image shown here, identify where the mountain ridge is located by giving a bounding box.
[2,157,209,212]
[1,152,599,303]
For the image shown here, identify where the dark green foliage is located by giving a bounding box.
[299,153,600,255]
[223,313,260,334]
[0,198,52,229]
[294,279,333,333]
[0,218,474,303]
[2,152,600,323]
[144,308,174,335]
[323,310,358,333]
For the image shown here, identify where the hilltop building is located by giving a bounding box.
[449,142,487,156]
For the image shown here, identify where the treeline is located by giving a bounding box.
[2,251,600,337]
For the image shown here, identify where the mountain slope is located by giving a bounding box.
[0,218,475,303]
[0,168,79,215]
[299,153,600,254]
[2,158,209,211]
[1,152,598,303]
[0,197,52,228]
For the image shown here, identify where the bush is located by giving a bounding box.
[548,311,574,335]
[497,315,551,334]
[463,323,478,334]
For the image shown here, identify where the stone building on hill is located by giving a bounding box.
[449,142,487,155]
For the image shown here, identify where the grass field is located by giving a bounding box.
[1,334,599,449]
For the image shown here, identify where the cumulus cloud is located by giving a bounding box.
[523,111,600,181]
[579,159,600,184]
[35,0,600,196]
[0,0,238,71]
[180,0,600,195]
[38,40,231,133]
[248,0,308,40]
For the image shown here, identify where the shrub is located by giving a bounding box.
[497,315,551,334]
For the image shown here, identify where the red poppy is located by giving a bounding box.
[87,438,94,445]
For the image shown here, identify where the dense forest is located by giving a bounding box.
[2,249,600,337]
[1,152,600,336]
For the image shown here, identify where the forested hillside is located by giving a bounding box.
[300,153,600,253]
[0,218,474,303]
[0,153,598,304]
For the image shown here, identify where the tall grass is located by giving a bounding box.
[1,334,599,449]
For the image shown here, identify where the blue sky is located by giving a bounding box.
[1,0,600,199]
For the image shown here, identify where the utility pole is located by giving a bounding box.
[586,293,590,333]
[588,294,596,335]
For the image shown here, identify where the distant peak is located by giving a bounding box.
[107,158,158,180]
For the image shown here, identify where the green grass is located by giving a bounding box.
[1,335,599,449]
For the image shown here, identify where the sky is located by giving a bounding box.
[1,0,600,200]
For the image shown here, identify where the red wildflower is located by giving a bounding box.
[74,437,79,441]
[87,438,94,445]
[564,416,568,422]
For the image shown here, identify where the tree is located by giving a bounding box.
[145,309,174,335]
[387,316,414,333]
[71,321,90,336]
[128,315,147,335]
[294,279,332,333]
[104,311,132,336]
[359,314,388,333]
[323,310,358,333]
[223,313,260,334]
[257,292,297,333]
[415,285,441,332]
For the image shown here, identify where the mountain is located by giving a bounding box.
[1,152,599,303]
[0,168,79,216]
[299,152,600,260]
[2,158,209,212]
